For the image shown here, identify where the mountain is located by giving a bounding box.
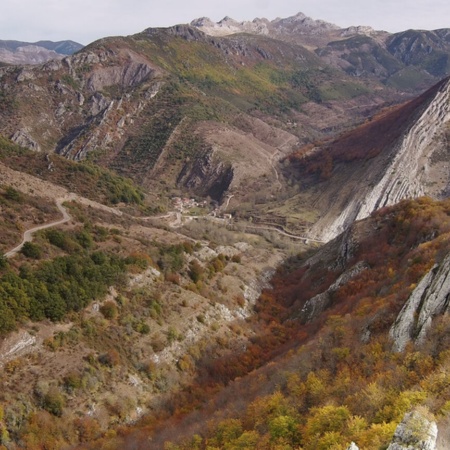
[317,29,450,92]
[0,23,400,208]
[285,76,450,241]
[192,13,450,93]
[0,39,83,65]
[191,12,341,47]
[2,12,450,450]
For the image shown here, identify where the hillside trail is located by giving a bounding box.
[5,198,72,258]
[1,163,122,257]
[1,160,322,258]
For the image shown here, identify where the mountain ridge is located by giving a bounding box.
[285,76,450,241]
[0,39,84,65]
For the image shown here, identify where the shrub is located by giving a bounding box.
[100,301,118,319]
[42,387,65,417]
[21,242,41,259]
[189,260,204,283]
[231,254,242,263]
[4,186,23,202]
[63,371,83,393]
[98,349,121,367]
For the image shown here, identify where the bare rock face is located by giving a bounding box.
[387,410,438,450]
[11,129,41,151]
[86,61,156,92]
[308,76,450,242]
[177,151,234,201]
[390,252,450,352]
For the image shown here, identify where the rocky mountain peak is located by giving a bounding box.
[190,17,215,27]
[340,25,378,37]
[218,16,238,25]
[191,11,338,40]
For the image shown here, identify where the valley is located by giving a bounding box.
[1,10,450,450]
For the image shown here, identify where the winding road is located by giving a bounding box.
[244,223,326,244]
[5,198,72,259]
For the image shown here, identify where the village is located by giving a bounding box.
[171,196,233,221]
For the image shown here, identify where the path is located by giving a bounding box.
[5,198,72,258]
[244,223,325,244]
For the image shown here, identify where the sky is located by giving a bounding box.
[2,0,450,45]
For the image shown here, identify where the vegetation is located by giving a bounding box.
[0,250,127,333]
[288,80,444,180]
[79,197,450,450]
[0,136,145,206]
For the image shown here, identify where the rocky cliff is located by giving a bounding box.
[390,251,450,352]
[304,76,450,242]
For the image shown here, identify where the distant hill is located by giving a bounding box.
[192,13,450,92]
[0,39,83,65]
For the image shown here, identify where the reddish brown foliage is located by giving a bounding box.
[289,79,449,180]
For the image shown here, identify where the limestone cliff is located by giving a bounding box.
[390,252,450,352]
[307,76,450,242]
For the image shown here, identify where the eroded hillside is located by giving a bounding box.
[286,76,450,242]
[0,24,405,207]
[0,138,303,449]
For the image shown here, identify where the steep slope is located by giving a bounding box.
[80,197,450,450]
[287,76,450,242]
[0,25,393,205]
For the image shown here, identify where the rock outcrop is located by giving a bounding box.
[177,151,234,202]
[390,252,450,352]
[299,261,369,323]
[11,129,41,151]
[346,443,359,450]
[387,410,438,450]
[308,76,450,242]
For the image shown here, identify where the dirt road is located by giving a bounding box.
[5,199,72,258]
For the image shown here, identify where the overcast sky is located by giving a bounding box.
[2,0,449,45]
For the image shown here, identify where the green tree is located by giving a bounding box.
[21,242,41,259]
[42,387,65,417]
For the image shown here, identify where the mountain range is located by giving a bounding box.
[0,39,83,65]
[1,11,450,450]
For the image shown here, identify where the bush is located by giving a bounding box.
[100,301,118,319]
[21,242,41,259]
[4,186,23,202]
[98,349,120,367]
[189,260,204,283]
[42,387,65,417]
